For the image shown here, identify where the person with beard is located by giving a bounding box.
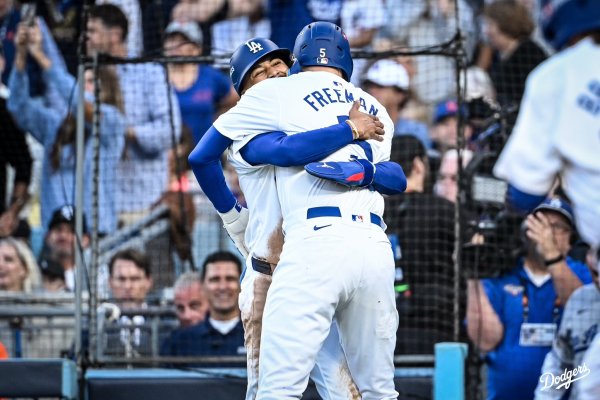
[466,198,592,400]
[160,251,244,360]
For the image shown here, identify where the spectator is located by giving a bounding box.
[0,46,32,240]
[0,237,42,292]
[172,271,208,328]
[267,0,342,50]
[87,4,181,226]
[105,248,154,357]
[170,0,264,55]
[362,59,430,149]
[109,248,153,309]
[481,0,547,108]
[8,20,125,235]
[37,205,88,292]
[384,136,456,354]
[340,0,385,86]
[466,198,592,400]
[434,148,474,203]
[163,21,236,146]
[381,0,476,104]
[430,99,473,151]
[210,6,270,67]
[160,250,244,358]
[534,249,599,398]
[96,0,143,57]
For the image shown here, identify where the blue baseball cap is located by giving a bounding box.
[533,197,575,228]
[433,100,461,123]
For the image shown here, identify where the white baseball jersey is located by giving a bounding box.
[579,329,600,400]
[215,70,398,399]
[216,71,394,232]
[535,284,600,399]
[218,74,366,400]
[494,38,600,248]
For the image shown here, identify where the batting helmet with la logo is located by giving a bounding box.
[230,37,294,95]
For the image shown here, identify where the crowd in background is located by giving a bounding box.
[0,0,598,398]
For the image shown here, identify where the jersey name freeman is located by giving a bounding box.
[303,87,379,116]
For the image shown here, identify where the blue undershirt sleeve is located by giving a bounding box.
[188,126,237,213]
[240,123,354,167]
[371,161,407,195]
[506,184,546,215]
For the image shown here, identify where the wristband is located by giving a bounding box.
[544,254,565,266]
[345,120,360,140]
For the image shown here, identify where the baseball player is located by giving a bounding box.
[206,22,398,398]
[493,0,600,251]
[189,37,405,399]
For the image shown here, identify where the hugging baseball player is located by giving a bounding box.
[190,22,403,399]
[189,31,405,399]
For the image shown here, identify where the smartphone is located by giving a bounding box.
[20,3,37,27]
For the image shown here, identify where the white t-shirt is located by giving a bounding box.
[215,71,393,232]
[494,38,600,248]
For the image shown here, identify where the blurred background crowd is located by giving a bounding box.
[0,0,598,399]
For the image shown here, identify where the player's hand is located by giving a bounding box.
[218,203,250,258]
[348,101,385,142]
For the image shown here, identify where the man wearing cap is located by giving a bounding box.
[466,198,592,399]
[163,21,237,146]
[430,99,473,152]
[363,59,430,149]
[38,205,89,292]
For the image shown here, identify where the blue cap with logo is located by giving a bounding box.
[533,197,575,228]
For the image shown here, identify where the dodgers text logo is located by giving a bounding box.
[539,363,591,390]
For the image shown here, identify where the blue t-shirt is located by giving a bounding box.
[268,0,341,49]
[175,66,231,145]
[482,258,592,400]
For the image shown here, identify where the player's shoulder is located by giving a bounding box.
[528,39,594,85]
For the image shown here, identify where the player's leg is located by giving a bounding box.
[239,259,273,400]
[310,320,361,400]
[336,233,398,399]
[256,235,343,399]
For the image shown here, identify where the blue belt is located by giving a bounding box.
[306,206,383,228]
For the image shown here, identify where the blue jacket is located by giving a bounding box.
[482,257,592,400]
[160,318,245,359]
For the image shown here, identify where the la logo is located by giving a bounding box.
[246,41,263,54]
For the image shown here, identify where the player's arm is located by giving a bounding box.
[188,127,248,257]
[304,159,407,195]
[494,63,561,212]
[239,101,384,167]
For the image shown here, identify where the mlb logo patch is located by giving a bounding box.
[352,215,364,223]
[317,57,329,65]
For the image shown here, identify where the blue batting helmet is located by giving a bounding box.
[229,38,293,95]
[293,21,353,81]
[541,0,600,50]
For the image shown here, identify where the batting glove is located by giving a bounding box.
[218,202,250,258]
[304,159,375,188]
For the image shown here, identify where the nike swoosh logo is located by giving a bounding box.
[313,224,332,231]
[577,309,589,315]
